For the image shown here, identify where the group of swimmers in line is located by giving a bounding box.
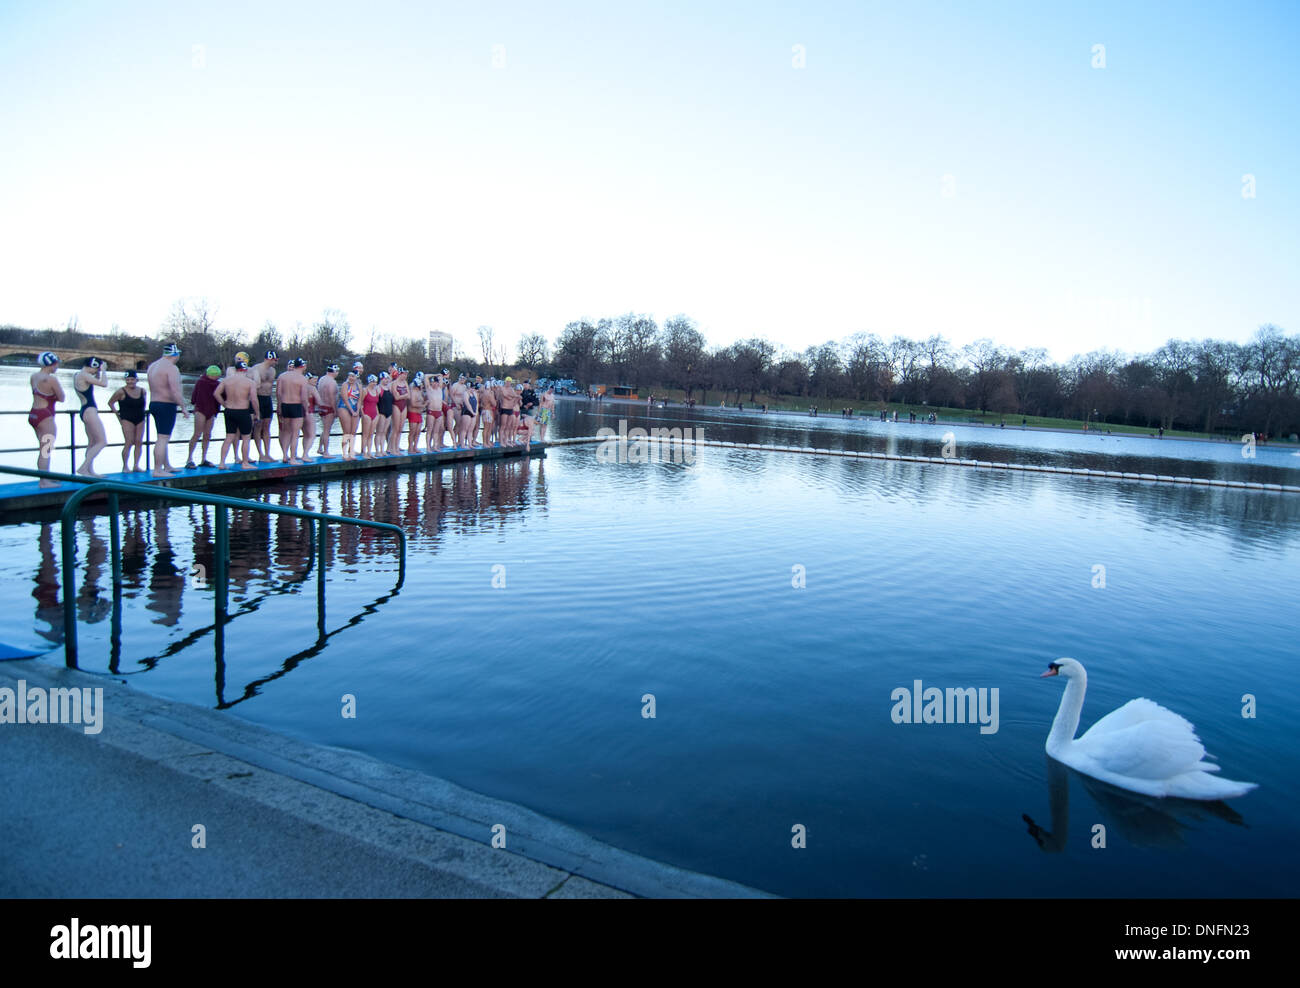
[27,346,556,486]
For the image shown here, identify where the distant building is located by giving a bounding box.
[428,331,454,365]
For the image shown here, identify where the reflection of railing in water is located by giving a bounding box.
[0,465,406,667]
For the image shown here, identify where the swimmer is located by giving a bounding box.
[185,365,223,468]
[29,352,64,486]
[147,343,189,476]
[214,360,259,469]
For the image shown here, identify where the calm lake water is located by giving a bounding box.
[2,366,1299,896]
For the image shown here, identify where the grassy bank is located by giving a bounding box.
[631,388,1298,445]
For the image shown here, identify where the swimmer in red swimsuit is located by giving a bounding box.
[29,351,65,487]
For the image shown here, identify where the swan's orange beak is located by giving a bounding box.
[1039,667,1059,677]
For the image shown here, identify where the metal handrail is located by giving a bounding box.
[1,405,304,474]
[55,480,405,666]
[0,465,405,666]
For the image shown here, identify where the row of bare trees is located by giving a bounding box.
[544,316,1300,437]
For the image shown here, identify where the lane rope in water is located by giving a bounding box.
[547,435,1300,493]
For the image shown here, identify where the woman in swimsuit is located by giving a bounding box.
[338,368,361,460]
[390,369,409,454]
[360,375,381,457]
[108,369,148,472]
[460,382,480,448]
[73,356,110,476]
[376,372,394,454]
[406,372,427,454]
[29,351,65,487]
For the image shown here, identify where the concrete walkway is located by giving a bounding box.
[0,659,769,898]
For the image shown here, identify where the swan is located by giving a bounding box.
[1040,658,1256,800]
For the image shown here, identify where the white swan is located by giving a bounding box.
[1041,659,1256,800]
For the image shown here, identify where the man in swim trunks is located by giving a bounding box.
[252,351,279,461]
[478,374,498,446]
[276,357,308,463]
[214,359,259,469]
[423,373,444,451]
[316,363,340,456]
[449,373,472,448]
[497,376,521,445]
[147,343,189,476]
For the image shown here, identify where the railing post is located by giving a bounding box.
[68,410,78,474]
[108,493,122,588]
[215,504,228,618]
[317,517,327,632]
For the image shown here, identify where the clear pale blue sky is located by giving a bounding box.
[1,0,1296,360]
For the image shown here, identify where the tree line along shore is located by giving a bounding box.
[3,312,1297,441]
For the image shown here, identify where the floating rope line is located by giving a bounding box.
[548,435,1300,493]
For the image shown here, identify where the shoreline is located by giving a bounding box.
[0,658,773,899]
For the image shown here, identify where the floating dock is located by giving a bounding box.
[0,441,547,517]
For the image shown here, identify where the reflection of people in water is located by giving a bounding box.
[76,517,112,625]
[33,523,64,644]
[146,509,184,627]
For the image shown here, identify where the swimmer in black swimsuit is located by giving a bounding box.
[109,370,148,472]
[73,357,109,476]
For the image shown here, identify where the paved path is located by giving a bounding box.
[0,660,769,899]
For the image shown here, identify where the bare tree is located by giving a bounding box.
[517,332,549,366]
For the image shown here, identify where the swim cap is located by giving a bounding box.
[163,342,181,356]
[505,376,513,383]
[125,369,138,378]
[39,351,59,366]
[266,350,278,360]
[206,365,221,377]
[327,363,340,373]
[85,357,100,368]
[367,374,377,383]
[235,359,249,370]
[235,351,249,363]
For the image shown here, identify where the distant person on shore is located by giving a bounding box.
[184,365,222,469]
[29,351,64,487]
[108,370,147,472]
[276,357,308,463]
[252,351,279,461]
[214,359,258,469]
[73,356,110,476]
[1158,426,1164,439]
[147,343,188,477]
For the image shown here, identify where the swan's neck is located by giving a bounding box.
[1047,672,1087,752]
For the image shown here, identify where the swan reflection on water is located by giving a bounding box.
[1023,755,1247,853]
